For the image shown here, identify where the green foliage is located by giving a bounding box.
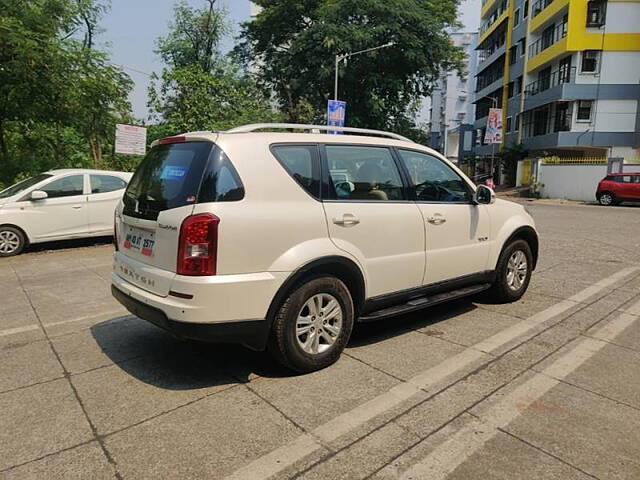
[0,0,133,186]
[239,0,465,141]
[148,1,281,141]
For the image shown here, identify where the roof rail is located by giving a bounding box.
[225,123,413,142]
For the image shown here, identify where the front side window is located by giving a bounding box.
[90,175,127,194]
[398,150,472,203]
[41,175,84,198]
[325,146,404,201]
[271,145,320,198]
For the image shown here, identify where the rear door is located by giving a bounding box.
[321,144,425,297]
[87,174,128,234]
[116,141,214,296]
[25,174,89,240]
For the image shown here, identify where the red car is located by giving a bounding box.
[596,173,640,206]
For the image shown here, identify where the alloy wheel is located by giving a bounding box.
[599,194,613,206]
[0,230,21,255]
[506,250,528,291]
[296,293,343,355]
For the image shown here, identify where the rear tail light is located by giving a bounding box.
[158,136,187,145]
[177,213,220,276]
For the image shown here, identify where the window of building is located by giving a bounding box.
[523,0,529,18]
[510,46,518,65]
[577,100,594,122]
[513,8,520,26]
[324,146,405,201]
[90,175,127,194]
[581,50,600,73]
[508,82,515,98]
[587,0,606,27]
[515,114,521,131]
[516,76,524,93]
[519,38,526,56]
[506,116,513,132]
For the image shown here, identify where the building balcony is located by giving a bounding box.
[528,22,567,59]
[525,66,575,98]
[531,0,555,20]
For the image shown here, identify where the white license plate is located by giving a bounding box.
[123,227,155,257]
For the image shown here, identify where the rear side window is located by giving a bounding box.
[124,142,243,220]
[271,145,320,198]
[90,175,126,194]
[41,175,84,198]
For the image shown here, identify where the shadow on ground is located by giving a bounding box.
[24,236,113,255]
[92,298,480,390]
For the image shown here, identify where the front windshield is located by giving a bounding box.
[0,174,53,199]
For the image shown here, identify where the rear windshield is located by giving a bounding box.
[123,141,243,220]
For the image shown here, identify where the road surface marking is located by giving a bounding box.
[0,309,127,337]
[398,298,640,480]
[224,266,639,480]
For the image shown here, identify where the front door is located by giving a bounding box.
[322,144,425,297]
[396,149,491,285]
[25,174,89,240]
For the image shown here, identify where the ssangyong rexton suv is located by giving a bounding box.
[112,124,539,373]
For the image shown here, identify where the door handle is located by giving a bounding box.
[333,214,360,226]
[427,215,446,225]
[71,205,83,209]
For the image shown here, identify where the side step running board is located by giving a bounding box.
[358,283,491,323]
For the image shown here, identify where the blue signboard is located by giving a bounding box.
[327,100,347,134]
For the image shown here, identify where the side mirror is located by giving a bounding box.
[30,190,48,200]
[474,185,495,205]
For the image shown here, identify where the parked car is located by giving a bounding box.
[596,173,640,206]
[0,169,132,256]
[111,124,539,373]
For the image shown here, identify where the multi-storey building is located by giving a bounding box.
[424,32,479,162]
[474,0,640,159]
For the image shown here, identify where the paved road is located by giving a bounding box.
[1,201,639,479]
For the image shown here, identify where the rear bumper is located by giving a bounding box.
[112,285,271,350]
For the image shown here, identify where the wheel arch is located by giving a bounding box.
[502,226,539,271]
[266,256,366,326]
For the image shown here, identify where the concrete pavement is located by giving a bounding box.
[0,201,639,479]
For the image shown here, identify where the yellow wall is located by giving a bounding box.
[527,0,640,72]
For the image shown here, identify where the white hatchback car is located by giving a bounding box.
[0,169,132,256]
[112,124,538,372]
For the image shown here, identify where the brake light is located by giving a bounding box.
[177,214,220,276]
[159,136,186,145]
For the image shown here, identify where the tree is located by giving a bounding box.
[239,0,465,140]
[148,1,280,140]
[0,0,133,184]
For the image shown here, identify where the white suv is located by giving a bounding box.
[112,124,538,372]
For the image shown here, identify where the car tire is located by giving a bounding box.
[0,226,26,257]
[598,192,615,206]
[488,239,533,304]
[268,276,354,373]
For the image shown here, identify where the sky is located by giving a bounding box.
[101,0,481,119]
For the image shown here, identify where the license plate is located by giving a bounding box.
[123,227,155,257]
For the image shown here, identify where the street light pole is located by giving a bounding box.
[334,42,394,101]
